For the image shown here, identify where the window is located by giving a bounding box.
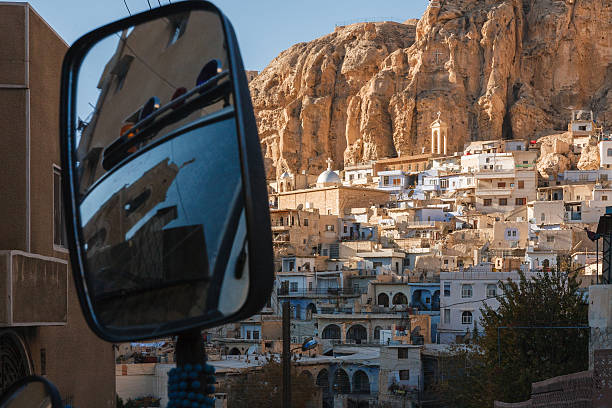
[547,235,555,243]
[603,196,609,201]
[304,218,309,226]
[53,167,66,247]
[383,176,390,185]
[441,179,449,188]
[486,284,497,298]
[497,182,506,188]
[399,370,410,380]
[398,348,409,359]
[515,197,526,205]
[308,282,313,291]
[167,15,189,47]
[461,284,473,298]
[444,259,449,265]
[541,213,546,222]
[246,330,251,339]
[499,198,507,206]
[444,309,451,324]
[40,348,46,376]
[483,199,492,207]
[393,178,402,186]
[485,158,490,163]
[518,180,524,189]
[290,282,298,292]
[253,331,259,340]
[343,225,348,233]
[326,225,334,231]
[462,311,473,324]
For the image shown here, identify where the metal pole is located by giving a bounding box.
[282,302,291,408]
[597,239,599,285]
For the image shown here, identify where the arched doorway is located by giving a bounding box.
[347,325,367,344]
[228,347,241,355]
[317,368,330,391]
[0,331,32,393]
[306,303,317,320]
[392,292,408,305]
[411,289,431,310]
[322,324,341,339]
[374,326,383,341]
[352,370,370,394]
[333,368,350,394]
[299,370,314,384]
[377,293,389,307]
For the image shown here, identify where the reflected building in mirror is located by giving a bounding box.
[77,10,230,194]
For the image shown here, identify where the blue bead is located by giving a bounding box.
[191,403,199,408]
[187,392,195,400]
[179,391,187,398]
[204,364,215,374]
[180,372,188,379]
[191,381,201,389]
[205,385,215,394]
[175,367,182,373]
[204,397,215,406]
[182,400,190,407]
[189,371,198,379]
[185,363,193,371]
[194,364,203,372]
[168,368,176,376]
[180,381,188,389]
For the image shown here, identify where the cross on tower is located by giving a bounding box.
[326,157,333,170]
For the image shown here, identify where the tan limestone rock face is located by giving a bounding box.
[251,0,612,177]
[577,143,600,170]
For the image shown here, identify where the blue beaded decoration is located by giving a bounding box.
[167,362,216,408]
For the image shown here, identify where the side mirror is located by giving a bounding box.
[60,1,273,341]
[0,376,62,408]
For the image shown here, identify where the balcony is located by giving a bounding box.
[0,250,68,326]
[277,287,362,297]
[475,188,512,196]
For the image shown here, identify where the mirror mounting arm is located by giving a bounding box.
[169,328,216,404]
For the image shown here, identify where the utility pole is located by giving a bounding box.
[282,302,291,408]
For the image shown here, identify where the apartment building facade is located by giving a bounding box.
[0,3,114,405]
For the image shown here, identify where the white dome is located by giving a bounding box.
[317,169,340,185]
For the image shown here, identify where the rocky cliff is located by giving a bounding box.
[250,0,612,178]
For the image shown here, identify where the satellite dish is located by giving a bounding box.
[296,204,304,210]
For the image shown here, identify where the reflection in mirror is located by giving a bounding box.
[72,10,249,334]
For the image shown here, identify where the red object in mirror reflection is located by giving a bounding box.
[171,87,188,109]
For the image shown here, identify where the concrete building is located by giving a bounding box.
[0,3,114,403]
[438,270,539,343]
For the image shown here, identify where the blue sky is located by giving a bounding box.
[27,0,428,71]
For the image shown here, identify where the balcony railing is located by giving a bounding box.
[277,287,363,297]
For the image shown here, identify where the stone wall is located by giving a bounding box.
[494,370,593,408]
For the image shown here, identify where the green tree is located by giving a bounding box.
[435,269,589,407]
[220,359,320,408]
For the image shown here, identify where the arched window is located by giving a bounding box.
[486,284,497,298]
[322,324,341,339]
[347,325,367,344]
[461,311,473,324]
[392,292,408,305]
[316,369,329,389]
[333,369,350,394]
[377,293,389,307]
[352,370,370,394]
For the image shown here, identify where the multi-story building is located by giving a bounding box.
[0,3,114,404]
[438,269,539,343]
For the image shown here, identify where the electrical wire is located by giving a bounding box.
[157,0,162,6]
[146,0,152,10]
[122,0,131,15]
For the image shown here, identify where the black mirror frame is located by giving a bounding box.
[59,1,274,342]
[0,376,63,408]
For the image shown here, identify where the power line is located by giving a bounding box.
[122,0,131,15]
[157,0,162,6]
[146,0,152,10]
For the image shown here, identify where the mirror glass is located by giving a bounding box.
[73,9,249,335]
[1,380,57,408]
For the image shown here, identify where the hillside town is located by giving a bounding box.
[115,110,612,407]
